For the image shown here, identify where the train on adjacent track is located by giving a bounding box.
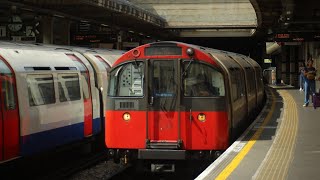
[105,41,265,172]
[0,41,124,164]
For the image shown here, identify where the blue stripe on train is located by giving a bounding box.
[21,117,102,156]
[92,117,103,134]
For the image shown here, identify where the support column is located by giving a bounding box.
[281,46,290,84]
[116,31,124,50]
[53,17,70,45]
[40,16,53,44]
[275,54,282,84]
[289,46,299,87]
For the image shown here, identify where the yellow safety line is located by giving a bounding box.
[255,90,298,180]
[215,90,276,180]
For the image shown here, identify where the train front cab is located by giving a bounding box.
[106,42,230,167]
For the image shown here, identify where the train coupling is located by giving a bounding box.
[151,163,175,173]
[123,154,128,165]
[210,150,222,160]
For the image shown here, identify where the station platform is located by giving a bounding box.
[196,85,320,180]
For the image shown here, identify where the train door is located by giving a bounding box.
[67,54,93,137]
[147,60,180,148]
[0,58,19,161]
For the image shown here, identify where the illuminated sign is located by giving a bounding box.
[73,35,100,43]
[72,34,117,44]
[275,33,290,39]
[274,33,320,42]
[264,59,272,63]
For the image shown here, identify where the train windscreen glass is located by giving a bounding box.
[108,61,144,97]
[182,61,225,97]
[152,61,176,97]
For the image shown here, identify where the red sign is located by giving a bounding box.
[275,33,290,39]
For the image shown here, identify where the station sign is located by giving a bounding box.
[122,42,139,48]
[264,58,272,63]
[72,33,117,44]
[274,32,320,42]
[11,36,36,42]
[275,33,290,39]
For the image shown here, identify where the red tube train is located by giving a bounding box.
[106,41,264,171]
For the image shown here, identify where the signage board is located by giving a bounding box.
[264,58,272,64]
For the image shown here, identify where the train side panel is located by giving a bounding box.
[209,52,247,131]
[246,57,264,107]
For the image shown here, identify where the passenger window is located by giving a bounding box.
[245,68,255,94]
[58,74,81,102]
[27,74,55,106]
[250,70,256,93]
[183,61,225,97]
[230,70,238,101]
[256,69,263,91]
[230,68,243,102]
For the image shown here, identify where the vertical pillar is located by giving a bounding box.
[289,46,296,86]
[53,18,70,45]
[275,54,282,84]
[116,31,123,50]
[41,16,53,44]
[281,46,289,84]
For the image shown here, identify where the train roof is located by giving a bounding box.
[40,44,125,66]
[0,41,87,73]
[0,41,125,73]
[113,41,261,70]
[0,41,124,54]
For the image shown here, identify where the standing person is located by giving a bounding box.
[299,62,305,91]
[303,59,317,107]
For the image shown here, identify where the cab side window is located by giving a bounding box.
[108,62,144,97]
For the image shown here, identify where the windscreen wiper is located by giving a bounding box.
[182,59,194,77]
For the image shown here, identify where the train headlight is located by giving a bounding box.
[186,47,195,57]
[123,112,131,122]
[132,49,140,57]
[197,113,206,122]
